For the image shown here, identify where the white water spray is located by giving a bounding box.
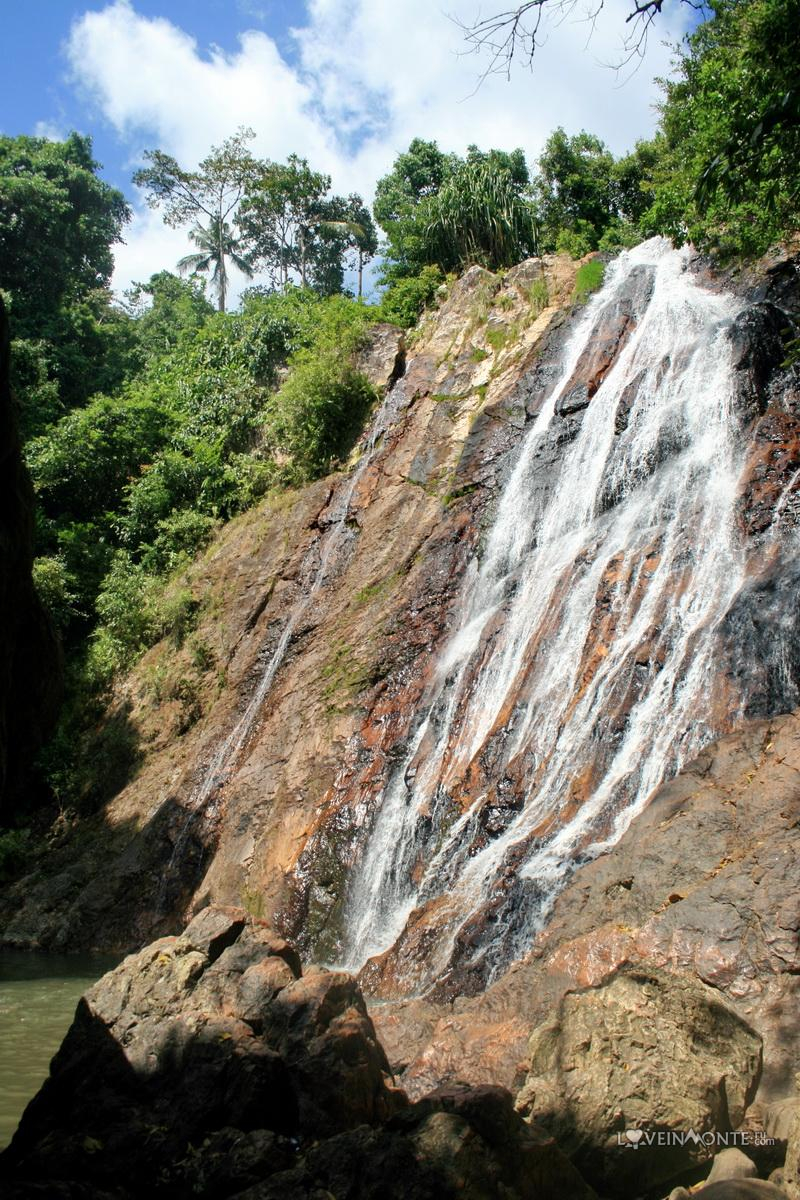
[343,240,763,982]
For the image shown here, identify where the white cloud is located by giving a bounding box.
[65,0,692,302]
[34,120,69,141]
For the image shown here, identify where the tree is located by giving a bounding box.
[373,139,458,278]
[422,157,538,270]
[124,271,214,362]
[373,139,457,228]
[178,218,253,313]
[535,128,617,253]
[133,128,257,313]
[318,194,379,300]
[644,0,800,256]
[0,132,130,332]
[237,154,337,289]
[0,132,134,426]
[375,140,536,279]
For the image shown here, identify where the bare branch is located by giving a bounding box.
[455,0,707,82]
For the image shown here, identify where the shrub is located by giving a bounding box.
[377,266,445,328]
[0,828,32,883]
[32,555,79,629]
[556,223,596,259]
[140,510,218,574]
[265,358,376,481]
[573,259,606,304]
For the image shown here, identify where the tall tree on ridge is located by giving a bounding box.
[237,154,334,289]
[134,128,257,313]
[177,217,253,313]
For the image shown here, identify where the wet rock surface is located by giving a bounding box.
[0,908,595,1200]
[2,245,800,1200]
[384,711,797,1074]
[0,254,580,955]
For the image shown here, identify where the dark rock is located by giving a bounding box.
[554,264,654,418]
[728,303,790,425]
[784,1099,800,1199]
[0,908,599,1200]
[707,1149,759,1183]
[0,909,402,1196]
[182,904,248,961]
[0,295,62,819]
[693,1184,789,1199]
[232,1083,596,1199]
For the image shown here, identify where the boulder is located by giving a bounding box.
[0,908,596,1200]
[783,1100,800,1199]
[0,907,402,1195]
[693,1184,789,1199]
[515,965,762,1197]
[707,1149,759,1183]
[232,1084,596,1200]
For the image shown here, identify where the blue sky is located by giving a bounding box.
[1,0,695,301]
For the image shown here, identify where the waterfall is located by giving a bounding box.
[342,238,768,985]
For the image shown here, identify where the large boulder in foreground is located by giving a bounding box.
[0,907,594,1200]
[516,965,762,1198]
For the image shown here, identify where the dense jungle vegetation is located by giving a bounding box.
[0,0,796,843]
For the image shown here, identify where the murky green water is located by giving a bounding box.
[0,951,118,1150]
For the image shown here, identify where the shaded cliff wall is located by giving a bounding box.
[0,296,61,821]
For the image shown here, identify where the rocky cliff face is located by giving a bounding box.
[0,296,61,820]
[0,253,578,951]
[2,242,800,1174]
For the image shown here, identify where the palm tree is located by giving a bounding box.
[177,217,253,312]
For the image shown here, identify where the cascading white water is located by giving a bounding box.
[342,239,761,983]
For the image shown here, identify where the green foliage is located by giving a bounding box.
[125,272,214,362]
[0,133,135,428]
[377,265,446,327]
[27,393,171,527]
[9,337,62,437]
[555,223,597,259]
[32,556,79,630]
[140,510,218,575]
[238,154,356,294]
[263,297,377,479]
[0,828,33,884]
[0,132,129,333]
[375,139,535,280]
[421,158,538,272]
[643,0,800,257]
[134,128,257,312]
[178,216,253,312]
[536,129,617,253]
[40,676,142,814]
[573,259,606,303]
